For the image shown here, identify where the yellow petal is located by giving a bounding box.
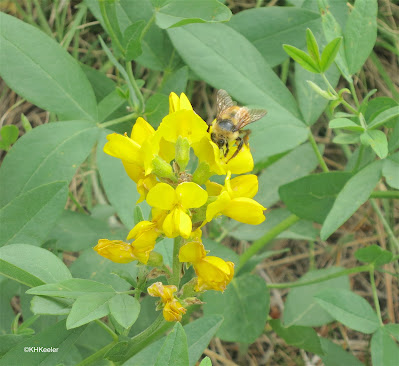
[146,183,176,210]
[162,212,178,238]
[229,174,258,199]
[176,182,208,209]
[179,93,193,111]
[205,181,223,196]
[206,191,231,222]
[179,241,206,263]
[225,144,254,174]
[169,92,180,114]
[130,117,155,146]
[163,299,186,322]
[147,282,177,303]
[122,161,144,183]
[103,133,141,164]
[163,209,192,238]
[223,197,266,225]
[194,256,234,292]
[93,239,136,264]
[192,137,225,175]
[127,221,155,240]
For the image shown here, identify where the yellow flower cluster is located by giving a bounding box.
[94,92,266,320]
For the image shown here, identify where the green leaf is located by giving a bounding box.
[0,13,97,121]
[283,267,350,327]
[383,153,399,189]
[283,44,320,73]
[389,124,399,152]
[31,296,72,316]
[228,208,317,242]
[354,245,393,266]
[0,320,85,366]
[306,28,320,65]
[0,334,31,357]
[168,23,308,162]
[144,93,170,126]
[279,172,353,223]
[319,338,364,366]
[360,130,388,159]
[228,7,320,67]
[333,133,361,144]
[306,80,335,100]
[365,97,399,123]
[155,0,231,29]
[371,327,399,366]
[329,118,364,132]
[270,319,324,355]
[80,63,115,103]
[66,293,114,329]
[46,210,128,252]
[70,248,138,292]
[203,274,269,343]
[367,106,399,130]
[344,0,378,75]
[0,244,71,287]
[109,294,140,329]
[97,130,150,229]
[0,121,100,208]
[199,357,212,366]
[257,143,320,207]
[154,322,189,366]
[321,161,382,240]
[124,20,146,61]
[385,324,399,341]
[314,288,380,334]
[27,278,116,298]
[0,125,19,146]
[98,85,129,123]
[320,37,343,72]
[159,66,189,96]
[0,182,68,247]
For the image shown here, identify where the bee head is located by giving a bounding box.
[211,133,225,148]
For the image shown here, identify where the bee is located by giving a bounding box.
[208,89,267,162]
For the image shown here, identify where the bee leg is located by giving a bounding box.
[207,125,210,133]
[243,129,251,145]
[224,142,229,157]
[227,137,243,162]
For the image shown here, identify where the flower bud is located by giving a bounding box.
[192,161,212,185]
[146,251,164,267]
[152,155,177,182]
[175,136,190,171]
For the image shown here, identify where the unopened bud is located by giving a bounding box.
[192,162,212,185]
[146,251,164,267]
[152,155,177,182]
[307,80,336,100]
[175,136,190,171]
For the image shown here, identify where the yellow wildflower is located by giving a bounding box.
[147,282,177,303]
[94,239,136,264]
[206,172,266,225]
[163,299,187,322]
[146,182,208,238]
[169,92,193,113]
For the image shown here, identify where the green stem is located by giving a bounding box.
[369,266,383,326]
[340,99,360,115]
[352,144,364,172]
[308,130,329,172]
[76,340,118,366]
[126,61,145,112]
[370,199,399,252]
[32,0,53,37]
[140,14,155,40]
[321,73,338,97]
[170,237,183,287]
[61,5,87,50]
[348,79,360,108]
[237,214,300,272]
[68,192,87,214]
[99,0,125,55]
[280,59,290,85]
[95,319,118,341]
[256,0,264,7]
[370,191,399,199]
[99,113,137,128]
[267,265,371,289]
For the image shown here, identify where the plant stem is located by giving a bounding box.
[99,113,137,128]
[76,340,118,366]
[348,79,360,108]
[95,319,118,341]
[267,264,371,289]
[340,99,360,115]
[32,0,53,37]
[370,199,399,252]
[370,191,399,199]
[170,237,183,287]
[140,14,155,40]
[321,73,338,97]
[352,144,364,172]
[369,266,383,326]
[308,130,329,172]
[237,214,300,272]
[99,0,125,55]
[126,61,145,113]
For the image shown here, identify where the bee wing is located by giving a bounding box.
[217,89,235,116]
[235,108,267,130]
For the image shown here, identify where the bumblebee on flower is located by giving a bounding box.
[94,92,266,322]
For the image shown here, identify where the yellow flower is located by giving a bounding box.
[147,282,177,303]
[103,117,158,202]
[206,172,266,225]
[163,299,187,322]
[146,182,208,238]
[169,92,193,113]
[179,241,234,292]
[94,239,136,264]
